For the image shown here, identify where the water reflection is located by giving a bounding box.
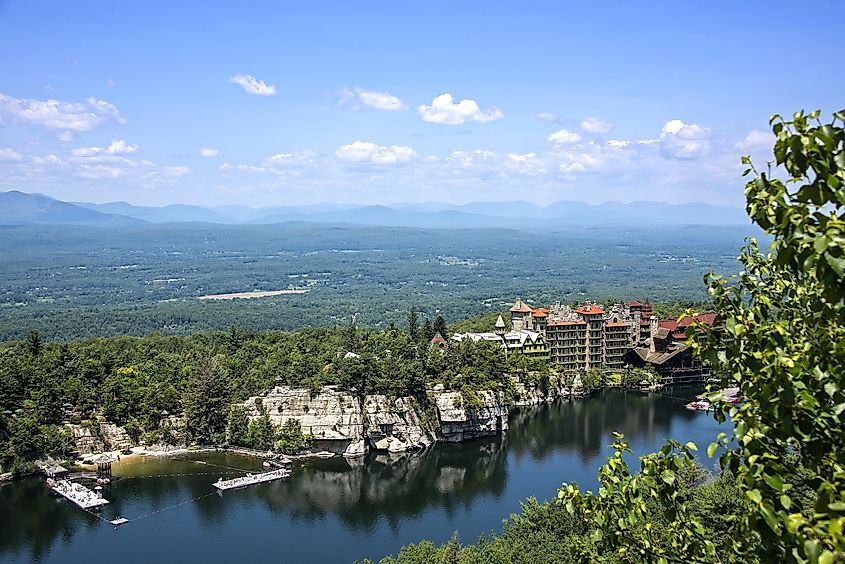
[0,387,713,563]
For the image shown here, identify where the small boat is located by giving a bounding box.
[685,400,711,411]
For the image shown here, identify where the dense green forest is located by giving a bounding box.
[0,222,752,341]
[0,315,557,473]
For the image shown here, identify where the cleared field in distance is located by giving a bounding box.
[198,289,308,300]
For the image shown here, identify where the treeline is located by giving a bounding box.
[0,315,549,474]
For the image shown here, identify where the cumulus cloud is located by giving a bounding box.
[0,93,124,131]
[659,119,711,160]
[336,141,416,164]
[606,139,630,149]
[418,93,503,125]
[581,117,613,134]
[200,148,220,157]
[229,73,276,96]
[735,129,774,151]
[71,139,139,157]
[339,87,406,111]
[547,128,582,145]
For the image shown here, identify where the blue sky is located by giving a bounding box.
[1,1,843,207]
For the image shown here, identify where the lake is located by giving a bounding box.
[0,387,725,563]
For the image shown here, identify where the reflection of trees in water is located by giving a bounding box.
[0,389,706,556]
[0,479,100,561]
[507,387,702,463]
[225,435,510,532]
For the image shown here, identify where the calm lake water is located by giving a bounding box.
[1,387,724,563]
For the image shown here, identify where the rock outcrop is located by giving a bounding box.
[66,421,132,454]
[433,390,509,442]
[363,395,435,452]
[510,374,573,406]
[243,385,366,457]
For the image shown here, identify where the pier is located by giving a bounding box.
[213,468,290,491]
[50,479,110,509]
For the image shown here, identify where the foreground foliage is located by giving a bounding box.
[371,110,845,563]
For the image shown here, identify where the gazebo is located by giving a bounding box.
[91,454,116,480]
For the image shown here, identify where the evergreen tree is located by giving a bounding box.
[25,330,42,358]
[407,306,419,342]
[433,315,447,338]
[421,318,435,343]
[184,355,230,445]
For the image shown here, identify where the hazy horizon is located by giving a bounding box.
[1,2,843,209]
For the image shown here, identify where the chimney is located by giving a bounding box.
[649,316,659,353]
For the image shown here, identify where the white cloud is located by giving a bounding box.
[418,93,503,125]
[229,73,276,96]
[200,148,220,157]
[659,119,711,160]
[339,87,406,111]
[735,129,773,151]
[0,148,24,161]
[163,165,190,177]
[336,141,416,164]
[547,128,582,145]
[219,162,233,172]
[606,139,630,149]
[71,139,139,157]
[0,93,124,131]
[581,117,613,134]
[536,112,563,123]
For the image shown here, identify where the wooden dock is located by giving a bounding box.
[50,479,110,509]
[213,468,290,491]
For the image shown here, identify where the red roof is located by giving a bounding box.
[531,308,549,318]
[510,299,533,313]
[606,323,628,328]
[660,312,717,332]
[625,301,643,307]
[575,305,605,315]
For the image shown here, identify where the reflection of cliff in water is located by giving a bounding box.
[212,435,509,532]
[506,387,703,463]
[210,388,703,532]
[0,388,709,560]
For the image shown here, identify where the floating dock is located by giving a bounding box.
[50,479,110,509]
[213,468,290,491]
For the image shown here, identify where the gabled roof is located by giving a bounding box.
[495,314,506,329]
[531,308,549,318]
[627,342,690,365]
[625,301,643,307]
[576,304,605,315]
[430,332,449,347]
[510,298,533,313]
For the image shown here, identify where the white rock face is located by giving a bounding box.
[364,395,435,452]
[510,374,572,406]
[66,421,133,454]
[434,390,509,442]
[244,385,365,457]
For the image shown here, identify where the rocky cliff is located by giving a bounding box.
[363,395,435,452]
[67,421,132,455]
[243,385,367,457]
[433,390,509,442]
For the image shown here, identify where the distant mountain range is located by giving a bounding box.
[0,190,750,228]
